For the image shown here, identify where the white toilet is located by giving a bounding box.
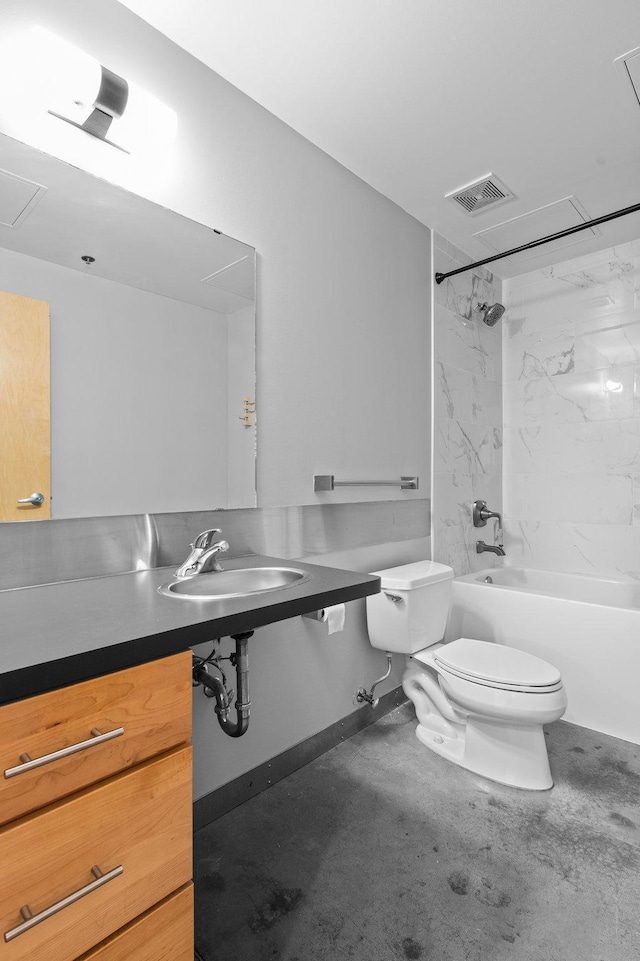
[366,560,567,790]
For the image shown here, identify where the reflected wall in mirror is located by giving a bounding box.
[0,134,256,521]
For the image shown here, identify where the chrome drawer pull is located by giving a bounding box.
[4,726,125,779]
[4,864,124,942]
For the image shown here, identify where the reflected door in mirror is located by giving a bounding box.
[0,290,50,520]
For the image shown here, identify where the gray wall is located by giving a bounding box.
[0,0,432,799]
[0,246,232,516]
[226,305,257,509]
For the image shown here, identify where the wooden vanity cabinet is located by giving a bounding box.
[0,652,192,826]
[76,887,194,961]
[0,651,193,961]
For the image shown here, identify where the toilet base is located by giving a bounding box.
[415,713,553,790]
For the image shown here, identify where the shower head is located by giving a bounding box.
[477,302,505,327]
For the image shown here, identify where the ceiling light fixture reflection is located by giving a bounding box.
[603,379,624,393]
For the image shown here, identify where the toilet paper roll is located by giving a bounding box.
[320,604,345,634]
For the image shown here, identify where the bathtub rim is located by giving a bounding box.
[453,566,640,614]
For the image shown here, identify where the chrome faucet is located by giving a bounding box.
[174,529,230,578]
[476,540,506,557]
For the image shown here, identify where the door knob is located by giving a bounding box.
[17,492,45,506]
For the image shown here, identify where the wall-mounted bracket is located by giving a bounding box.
[302,609,325,621]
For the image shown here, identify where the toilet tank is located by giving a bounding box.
[366,561,454,654]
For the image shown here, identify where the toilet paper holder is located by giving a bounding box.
[302,609,325,621]
[302,605,346,635]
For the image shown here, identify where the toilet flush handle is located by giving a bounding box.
[384,592,403,603]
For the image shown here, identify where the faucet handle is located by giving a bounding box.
[472,499,502,529]
[193,529,222,550]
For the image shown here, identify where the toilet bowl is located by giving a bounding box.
[366,562,567,790]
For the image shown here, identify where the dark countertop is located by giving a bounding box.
[0,555,380,705]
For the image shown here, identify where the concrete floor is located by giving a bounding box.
[194,705,640,961]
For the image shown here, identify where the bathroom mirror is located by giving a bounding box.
[0,133,256,522]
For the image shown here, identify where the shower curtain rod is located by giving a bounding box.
[434,200,640,284]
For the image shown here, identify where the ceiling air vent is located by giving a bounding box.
[445,174,514,217]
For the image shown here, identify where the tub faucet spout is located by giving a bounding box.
[476,540,506,557]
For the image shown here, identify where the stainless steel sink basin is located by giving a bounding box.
[158,566,310,600]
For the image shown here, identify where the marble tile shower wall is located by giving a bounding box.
[433,235,503,575]
[503,239,640,580]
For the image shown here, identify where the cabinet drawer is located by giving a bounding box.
[0,747,192,961]
[0,651,191,825]
[77,885,193,961]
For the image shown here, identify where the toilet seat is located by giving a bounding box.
[415,638,563,694]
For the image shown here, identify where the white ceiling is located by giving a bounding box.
[117,0,640,277]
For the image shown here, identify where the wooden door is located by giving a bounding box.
[0,289,50,521]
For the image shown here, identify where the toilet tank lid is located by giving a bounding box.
[372,560,454,590]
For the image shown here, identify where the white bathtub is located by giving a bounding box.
[445,567,640,745]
